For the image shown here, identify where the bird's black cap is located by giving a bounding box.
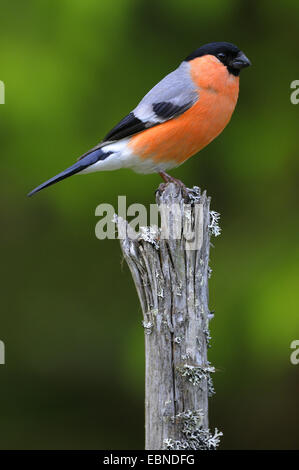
[184,42,251,76]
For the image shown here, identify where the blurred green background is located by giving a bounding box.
[0,0,298,449]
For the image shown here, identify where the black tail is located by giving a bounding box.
[27,148,111,197]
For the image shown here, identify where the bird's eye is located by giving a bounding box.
[217,52,226,61]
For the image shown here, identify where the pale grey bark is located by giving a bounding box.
[119,183,222,450]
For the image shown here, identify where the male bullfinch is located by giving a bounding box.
[28,42,251,196]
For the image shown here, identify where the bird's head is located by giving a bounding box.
[185,42,251,76]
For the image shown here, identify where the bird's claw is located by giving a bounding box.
[158,172,188,197]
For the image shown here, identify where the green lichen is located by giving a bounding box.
[177,363,215,396]
[163,409,223,450]
[209,211,221,237]
[142,320,153,335]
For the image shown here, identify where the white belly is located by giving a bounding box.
[78,139,178,175]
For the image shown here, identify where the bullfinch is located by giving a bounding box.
[28,41,251,196]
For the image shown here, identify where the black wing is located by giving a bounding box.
[103,101,194,142]
[77,99,195,162]
[152,101,192,119]
[103,112,149,142]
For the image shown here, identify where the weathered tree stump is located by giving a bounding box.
[119,183,222,450]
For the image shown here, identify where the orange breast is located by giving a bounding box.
[129,55,239,164]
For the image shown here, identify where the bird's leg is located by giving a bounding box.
[159,171,172,183]
[159,171,186,190]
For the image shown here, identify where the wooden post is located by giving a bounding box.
[119,183,222,450]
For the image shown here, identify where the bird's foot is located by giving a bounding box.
[158,172,187,193]
[159,171,172,183]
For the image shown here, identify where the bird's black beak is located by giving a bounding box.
[230,51,251,70]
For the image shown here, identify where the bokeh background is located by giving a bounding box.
[0,0,298,449]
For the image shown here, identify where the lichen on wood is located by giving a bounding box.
[118,183,221,450]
